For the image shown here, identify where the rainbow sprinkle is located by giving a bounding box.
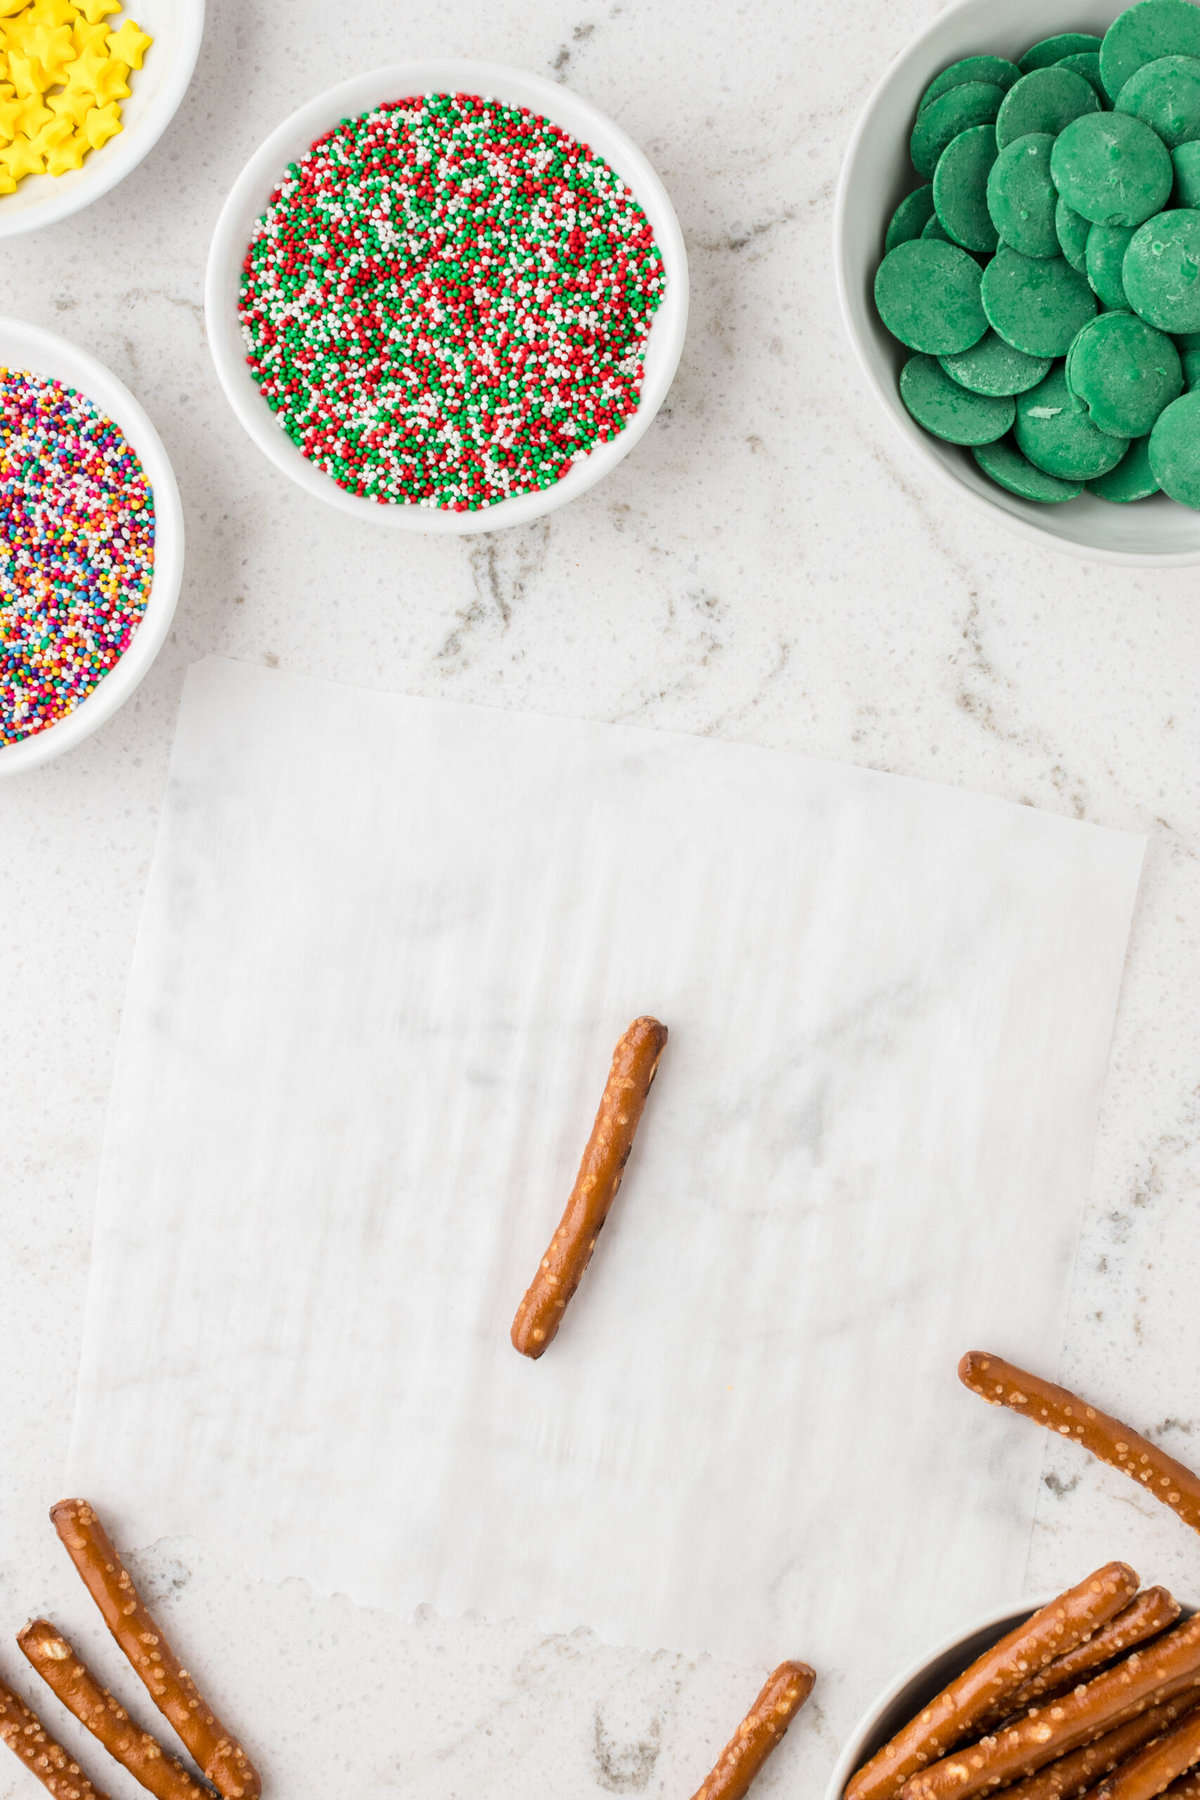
[237,93,667,511]
[1,367,155,747]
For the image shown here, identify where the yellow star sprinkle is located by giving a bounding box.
[84,50,128,102]
[45,81,91,127]
[27,109,71,154]
[22,19,75,83]
[69,14,107,54]
[13,89,50,134]
[26,0,78,23]
[0,131,46,179]
[81,97,119,149]
[0,0,29,16]
[75,0,118,19]
[44,120,85,172]
[105,14,148,67]
[5,51,48,99]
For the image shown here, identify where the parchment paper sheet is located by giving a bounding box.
[69,656,1144,1674]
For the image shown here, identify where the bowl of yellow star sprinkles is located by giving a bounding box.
[0,0,203,238]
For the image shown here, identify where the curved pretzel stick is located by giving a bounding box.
[50,1501,260,1800]
[18,1620,209,1800]
[511,1016,668,1358]
[960,1353,1200,1537]
[901,1612,1200,1800]
[847,1563,1140,1800]
[977,1688,1200,1800]
[977,1590,1181,1730]
[1094,1708,1200,1800]
[0,1676,111,1800]
[688,1662,814,1800]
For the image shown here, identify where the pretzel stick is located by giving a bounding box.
[847,1564,1140,1800]
[688,1662,814,1800]
[18,1620,209,1800]
[511,1016,668,1358]
[977,1590,1182,1730]
[960,1353,1200,1537]
[50,1501,259,1800]
[1161,1773,1200,1800]
[1094,1708,1200,1800]
[901,1611,1200,1800]
[0,1676,111,1800]
[989,1689,1200,1800]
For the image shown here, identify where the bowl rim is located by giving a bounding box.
[831,0,1200,568]
[0,315,185,777]
[823,1592,1051,1800]
[0,0,206,242]
[204,56,689,535]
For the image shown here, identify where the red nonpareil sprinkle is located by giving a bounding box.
[237,91,667,510]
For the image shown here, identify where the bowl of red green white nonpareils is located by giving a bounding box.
[835,0,1200,564]
[205,60,688,534]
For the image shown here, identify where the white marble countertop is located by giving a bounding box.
[1,0,1199,1795]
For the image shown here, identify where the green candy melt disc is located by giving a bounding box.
[933,124,999,252]
[1123,206,1200,329]
[919,56,1022,112]
[1058,51,1106,97]
[899,354,1016,442]
[1148,387,1200,500]
[1172,139,1200,203]
[987,132,1059,258]
[972,438,1084,501]
[1020,32,1103,72]
[1056,197,1092,269]
[939,331,1052,395]
[1100,0,1200,100]
[995,66,1099,147]
[1065,310,1183,435]
[910,82,1005,177]
[1051,111,1174,226]
[1015,364,1130,478]
[982,245,1098,355]
[875,239,989,353]
[1086,222,1136,308]
[885,185,936,251]
[1088,434,1161,499]
[1115,52,1200,146]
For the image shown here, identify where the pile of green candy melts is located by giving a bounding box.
[874,0,1200,508]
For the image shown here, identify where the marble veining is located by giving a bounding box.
[0,0,1198,1794]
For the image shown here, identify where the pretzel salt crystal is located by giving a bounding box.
[997,1689,1200,1800]
[979,1589,1182,1727]
[0,1676,111,1800]
[50,1501,260,1800]
[959,1352,1200,1537]
[511,1016,668,1358]
[688,1662,814,1800]
[1093,1706,1200,1800]
[846,1563,1140,1800]
[18,1619,209,1800]
[901,1611,1200,1800]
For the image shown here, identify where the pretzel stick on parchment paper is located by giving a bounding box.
[688,1661,814,1800]
[993,1686,1200,1800]
[511,1015,668,1358]
[19,1619,210,1800]
[0,1675,112,1800]
[1093,1706,1200,1800]
[975,1588,1182,1730]
[960,1352,1200,1537]
[902,1610,1200,1800]
[847,1563,1140,1800]
[50,1501,259,1800]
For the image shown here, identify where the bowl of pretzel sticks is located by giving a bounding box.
[831,1348,1200,1800]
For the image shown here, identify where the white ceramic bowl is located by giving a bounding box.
[0,316,184,776]
[0,0,204,240]
[205,59,689,535]
[834,0,1200,566]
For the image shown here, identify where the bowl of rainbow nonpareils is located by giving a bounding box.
[835,0,1200,564]
[205,59,688,534]
[0,316,184,775]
